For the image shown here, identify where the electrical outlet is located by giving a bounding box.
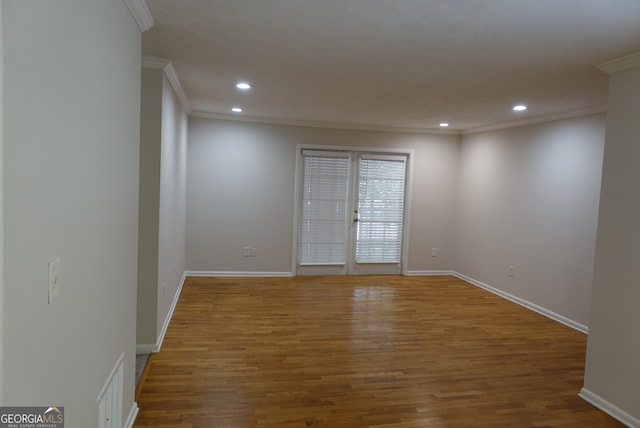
[251,247,257,257]
[432,248,438,257]
[508,266,515,277]
[243,247,251,257]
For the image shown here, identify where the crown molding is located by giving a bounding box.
[163,63,192,114]
[141,55,169,70]
[462,105,608,135]
[192,106,608,136]
[123,0,154,32]
[142,55,192,114]
[597,51,640,74]
[190,111,460,135]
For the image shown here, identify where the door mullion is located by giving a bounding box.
[347,154,359,275]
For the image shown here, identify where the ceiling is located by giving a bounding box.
[142,0,640,133]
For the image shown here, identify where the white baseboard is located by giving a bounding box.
[123,402,139,428]
[129,269,632,426]
[406,270,455,276]
[183,270,587,333]
[185,270,294,277]
[136,271,294,355]
[353,269,587,333]
[135,343,157,355]
[136,272,188,355]
[453,272,588,334]
[155,271,187,353]
[579,387,640,427]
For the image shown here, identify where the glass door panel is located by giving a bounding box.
[297,150,407,276]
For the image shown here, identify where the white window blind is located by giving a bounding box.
[356,155,406,263]
[299,151,350,265]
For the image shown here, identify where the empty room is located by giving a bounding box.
[3,1,640,427]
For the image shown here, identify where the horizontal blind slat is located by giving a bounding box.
[299,153,349,265]
[356,156,406,263]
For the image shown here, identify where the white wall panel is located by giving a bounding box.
[455,114,606,326]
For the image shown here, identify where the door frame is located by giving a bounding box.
[292,144,414,276]
[349,152,409,275]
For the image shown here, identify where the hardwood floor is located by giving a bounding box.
[134,276,622,427]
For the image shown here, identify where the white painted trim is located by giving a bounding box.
[132,271,633,427]
[138,271,293,354]
[97,353,125,403]
[296,144,416,156]
[191,106,608,136]
[135,272,188,354]
[154,272,187,352]
[159,270,588,335]
[579,387,640,427]
[190,110,459,135]
[406,270,456,276]
[135,343,157,355]
[400,153,414,277]
[463,105,608,135]
[123,402,139,428]
[0,0,4,404]
[292,145,415,276]
[163,62,192,114]
[597,51,640,74]
[141,55,170,70]
[142,55,192,114]
[97,353,125,428]
[291,148,304,275]
[453,272,588,334]
[185,271,294,277]
[123,0,154,32]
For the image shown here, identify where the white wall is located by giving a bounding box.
[187,118,460,274]
[583,64,640,425]
[137,65,188,352]
[188,113,606,329]
[454,115,606,328]
[137,67,163,347]
[157,73,188,336]
[3,1,140,425]
[0,0,4,404]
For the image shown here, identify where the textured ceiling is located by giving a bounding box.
[142,0,640,132]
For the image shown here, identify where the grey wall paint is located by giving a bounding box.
[187,118,460,273]
[454,115,606,326]
[3,0,140,425]
[157,74,188,336]
[137,68,188,350]
[584,65,640,422]
[137,67,163,345]
[187,114,606,330]
[0,1,620,423]
[0,0,4,403]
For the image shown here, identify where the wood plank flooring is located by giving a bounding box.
[134,276,622,427]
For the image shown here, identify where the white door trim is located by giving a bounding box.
[292,144,414,276]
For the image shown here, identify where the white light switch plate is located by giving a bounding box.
[48,258,61,303]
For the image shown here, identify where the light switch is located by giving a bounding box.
[48,258,61,304]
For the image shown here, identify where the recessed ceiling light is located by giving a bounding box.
[231,107,243,113]
[513,104,527,112]
[439,123,450,127]
[236,82,252,90]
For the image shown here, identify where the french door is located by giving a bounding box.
[296,149,408,275]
